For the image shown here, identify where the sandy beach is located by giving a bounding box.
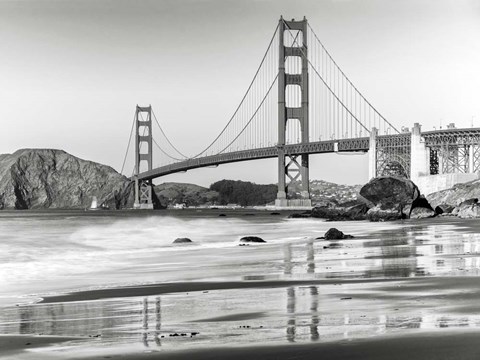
[3,213,480,359]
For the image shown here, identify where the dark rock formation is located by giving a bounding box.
[0,149,135,209]
[239,236,266,243]
[458,198,478,207]
[434,204,455,215]
[318,228,354,240]
[360,177,422,221]
[311,201,369,221]
[288,211,312,218]
[361,176,419,209]
[173,238,193,244]
[409,195,434,214]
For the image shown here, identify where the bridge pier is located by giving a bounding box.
[368,127,378,179]
[133,105,154,209]
[275,16,312,208]
[410,123,429,184]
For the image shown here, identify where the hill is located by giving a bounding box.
[0,149,133,209]
[209,180,277,206]
[154,182,218,207]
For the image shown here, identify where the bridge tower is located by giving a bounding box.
[275,17,312,208]
[134,105,154,209]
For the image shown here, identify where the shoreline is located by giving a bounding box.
[39,277,416,304]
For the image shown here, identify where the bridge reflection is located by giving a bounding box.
[2,283,480,350]
[2,225,480,352]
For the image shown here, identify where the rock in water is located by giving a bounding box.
[239,236,266,243]
[322,228,354,240]
[173,238,193,244]
[360,177,420,220]
[288,211,311,218]
[0,149,134,209]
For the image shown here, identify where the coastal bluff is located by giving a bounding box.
[0,149,134,209]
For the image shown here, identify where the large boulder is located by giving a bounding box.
[360,177,420,220]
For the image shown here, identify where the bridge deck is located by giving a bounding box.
[135,137,370,181]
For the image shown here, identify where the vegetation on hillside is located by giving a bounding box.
[154,182,218,207]
[209,180,277,206]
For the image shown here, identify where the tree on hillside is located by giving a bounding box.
[209,180,277,206]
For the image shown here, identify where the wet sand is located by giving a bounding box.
[0,335,80,355]
[39,278,415,303]
[4,215,480,359]
[71,331,480,360]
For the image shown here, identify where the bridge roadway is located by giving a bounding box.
[133,127,480,181]
[134,137,370,181]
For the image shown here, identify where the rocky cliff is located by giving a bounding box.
[426,179,480,209]
[0,149,134,209]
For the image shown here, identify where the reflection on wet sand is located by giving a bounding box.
[310,286,319,341]
[3,282,480,352]
[277,224,480,280]
[286,287,295,342]
[3,222,480,355]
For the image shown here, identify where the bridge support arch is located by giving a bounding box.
[275,17,312,208]
[134,105,154,209]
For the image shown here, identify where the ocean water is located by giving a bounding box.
[0,209,407,305]
[2,210,480,358]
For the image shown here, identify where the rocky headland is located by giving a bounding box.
[0,149,134,209]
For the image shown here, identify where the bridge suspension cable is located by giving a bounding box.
[151,109,189,159]
[120,110,136,175]
[125,17,401,178]
[307,23,399,136]
[187,23,281,158]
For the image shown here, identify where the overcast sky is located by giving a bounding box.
[1,0,479,186]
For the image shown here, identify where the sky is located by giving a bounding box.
[1,0,479,187]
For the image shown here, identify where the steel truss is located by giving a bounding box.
[376,134,411,178]
[424,128,480,174]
